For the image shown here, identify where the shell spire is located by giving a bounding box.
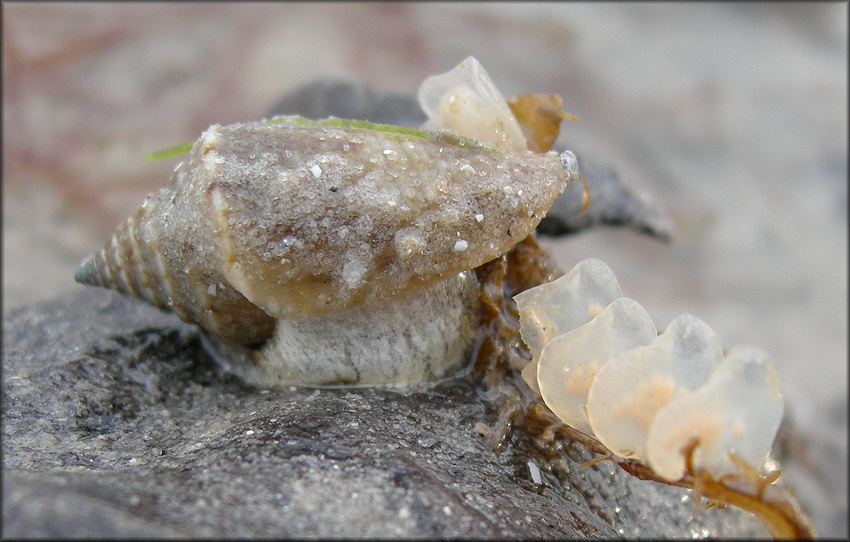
[75,128,277,346]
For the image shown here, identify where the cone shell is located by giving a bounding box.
[76,117,576,346]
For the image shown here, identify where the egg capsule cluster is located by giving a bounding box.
[514,258,784,482]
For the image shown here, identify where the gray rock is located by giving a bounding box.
[267,80,672,241]
[266,79,428,129]
[537,150,672,241]
[3,288,767,538]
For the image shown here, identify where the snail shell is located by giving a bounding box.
[76,116,577,349]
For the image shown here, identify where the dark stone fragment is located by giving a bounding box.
[537,150,672,241]
[266,79,428,128]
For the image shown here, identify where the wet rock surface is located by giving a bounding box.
[3,288,766,538]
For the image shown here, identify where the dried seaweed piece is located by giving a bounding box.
[507,93,579,154]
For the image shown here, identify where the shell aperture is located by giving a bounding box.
[214,269,483,387]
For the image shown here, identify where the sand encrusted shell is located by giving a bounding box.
[76,117,576,346]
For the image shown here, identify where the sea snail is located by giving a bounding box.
[75,57,580,387]
[515,258,784,483]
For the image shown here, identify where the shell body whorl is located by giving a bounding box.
[76,116,575,346]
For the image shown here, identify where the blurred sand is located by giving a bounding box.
[3,3,846,536]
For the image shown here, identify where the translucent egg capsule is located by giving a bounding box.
[586,313,724,461]
[537,296,657,435]
[646,345,784,481]
[418,56,528,153]
[514,258,623,394]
